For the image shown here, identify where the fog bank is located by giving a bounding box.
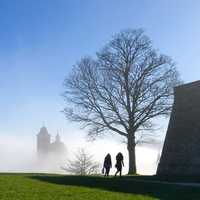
[0,132,163,175]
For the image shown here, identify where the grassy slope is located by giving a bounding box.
[0,173,200,200]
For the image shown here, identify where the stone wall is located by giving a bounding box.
[156,80,200,176]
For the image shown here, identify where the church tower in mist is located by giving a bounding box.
[37,126,51,158]
[36,125,67,162]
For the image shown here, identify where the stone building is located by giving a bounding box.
[37,126,67,163]
[157,80,200,176]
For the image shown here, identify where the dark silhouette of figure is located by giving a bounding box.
[103,154,112,178]
[114,152,124,178]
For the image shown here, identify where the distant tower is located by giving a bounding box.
[50,132,67,156]
[155,150,160,164]
[37,126,51,158]
[157,80,200,176]
[56,133,60,142]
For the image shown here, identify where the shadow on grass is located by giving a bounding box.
[28,175,200,200]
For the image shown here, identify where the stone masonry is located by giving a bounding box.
[156,80,200,176]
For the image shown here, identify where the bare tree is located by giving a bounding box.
[62,148,101,175]
[61,28,183,174]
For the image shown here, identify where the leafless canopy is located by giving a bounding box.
[62,28,182,144]
[62,148,101,175]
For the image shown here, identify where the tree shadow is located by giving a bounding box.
[28,175,200,200]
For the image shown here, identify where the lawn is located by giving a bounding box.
[0,173,200,200]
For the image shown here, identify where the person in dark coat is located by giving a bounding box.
[103,154,112,178]
[114,152,124,178]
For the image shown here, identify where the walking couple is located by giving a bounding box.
[103,152,124,178]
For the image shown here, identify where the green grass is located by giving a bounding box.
[0,173,200,200]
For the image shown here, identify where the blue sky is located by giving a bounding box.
[0,0,200,174]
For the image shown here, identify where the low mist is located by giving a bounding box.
[0,131,163,175]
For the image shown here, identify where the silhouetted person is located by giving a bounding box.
[114,152,124,178]
[103,153,112,178]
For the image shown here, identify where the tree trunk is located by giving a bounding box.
[127,137,137,174]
